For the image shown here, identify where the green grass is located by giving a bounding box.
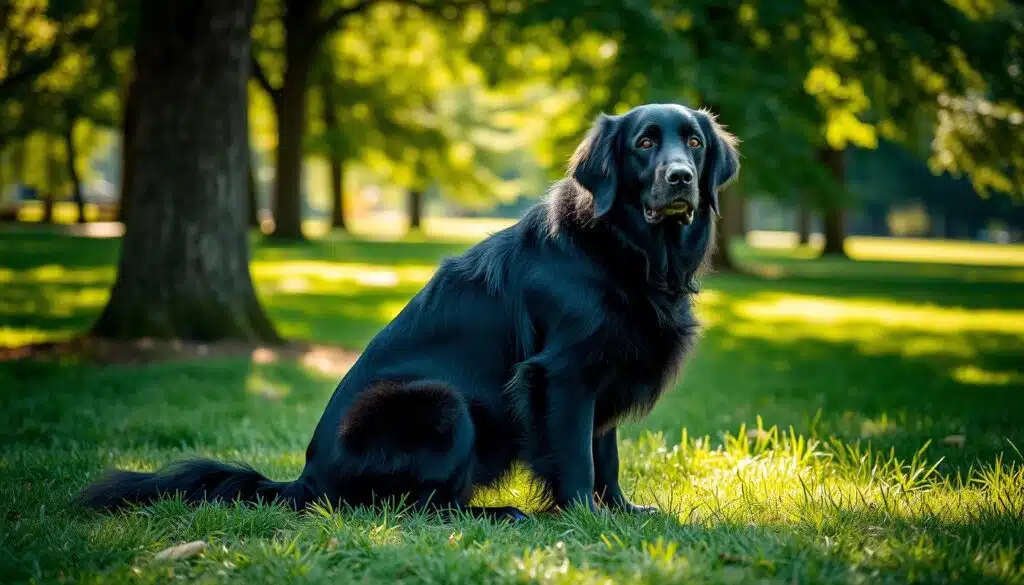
[1,223,1023,584]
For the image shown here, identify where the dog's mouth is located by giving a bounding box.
[644,201,694,225]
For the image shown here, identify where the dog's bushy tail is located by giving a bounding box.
[79,459,304,511]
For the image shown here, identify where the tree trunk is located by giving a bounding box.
[796,204,812,245]
[408,189,424,232]
[268,2,317,241]
[710,185,742,271]
[65,120,87,224]
[42,138,58,224]
[817,147,848,257]
[247,155,260,228]
[91,0,279,343]
[322,76,346,230]
[329,156,346,230]
[116,73,138,224]
[822,206,847,256]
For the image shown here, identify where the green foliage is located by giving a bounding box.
[299,4,580,207]
[491,0,1023,203]
[0,0,132,194]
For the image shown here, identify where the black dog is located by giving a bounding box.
[81,103,740,521]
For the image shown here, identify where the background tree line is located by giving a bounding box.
[0,0,1021,342]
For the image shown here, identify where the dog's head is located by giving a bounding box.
[569,103,740,227]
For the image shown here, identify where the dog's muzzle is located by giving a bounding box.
[644,195,697,225]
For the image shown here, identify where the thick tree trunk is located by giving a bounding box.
[817,147,848,257]
[408,189,424,232]
[91,0,279,342]
[268,2,316,241]
[116,74,138,224]
[796,204,812,245]
[322,77,346,230]
[65,121,86,224]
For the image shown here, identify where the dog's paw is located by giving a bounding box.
[485,506,530,523]
[610,502,659,515]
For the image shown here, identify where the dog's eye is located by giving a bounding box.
[688,136,703,149]
[637,137,655,149]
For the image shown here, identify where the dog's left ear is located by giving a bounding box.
[570,113,621,218]
[695,109,740,217]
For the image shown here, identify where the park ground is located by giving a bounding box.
[1,218,1023,584]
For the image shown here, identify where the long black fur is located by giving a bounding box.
[80,103,740,520]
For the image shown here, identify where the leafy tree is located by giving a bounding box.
[303,4,569,232]
[91,0,278,342]
[249,0,465,240]
[2,0,131,223]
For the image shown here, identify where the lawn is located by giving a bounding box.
[1,222,1023,584]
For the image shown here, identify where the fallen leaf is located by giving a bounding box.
[153,540,207,562]
[943,434,966,447]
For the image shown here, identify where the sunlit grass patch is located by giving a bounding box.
[3,423,1022,584]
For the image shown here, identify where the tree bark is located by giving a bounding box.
[116,73,138,225]
[817,147,849,257]
[329,155,346,230]
[408,189,424,232]
[796,204,812,245]
[65,120,87,224]
[91,0,279,342]
[322,76,346,230]
[247,155,260,228]
[267,1,317,241]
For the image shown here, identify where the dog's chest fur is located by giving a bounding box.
[589,286,698,434]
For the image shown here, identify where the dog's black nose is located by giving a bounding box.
[665,164,694,185]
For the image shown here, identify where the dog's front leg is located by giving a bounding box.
[530,382,597,513]
[593,427,658,514]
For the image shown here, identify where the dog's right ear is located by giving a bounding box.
[570,113,621,218]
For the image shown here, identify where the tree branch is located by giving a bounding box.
[0,51,61,99]
[250,55,281,104]
[314,0,376,42]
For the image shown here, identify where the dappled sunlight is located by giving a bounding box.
[847,237,1024,267]
[0,326,77,347]
[732,293,1024,336]
[696,292,1018,362]
[251,260,436,289]
[0,265,113,285]
[299,346,357,378]
[951,364,1023,387]
[746,232,1024,268]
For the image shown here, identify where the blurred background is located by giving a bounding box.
[1,0,1021,247]
[1,2,1023,582]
